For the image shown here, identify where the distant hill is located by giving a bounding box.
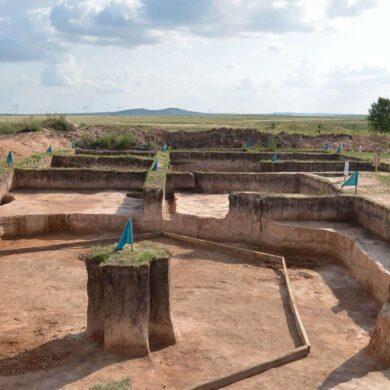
[112,107,204,116]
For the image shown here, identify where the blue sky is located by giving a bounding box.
[0,0,389,114]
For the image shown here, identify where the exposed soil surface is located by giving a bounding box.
[0,237,388,389]
[172,193,229,218]
[0,130,70,158]
[1,190,143,217]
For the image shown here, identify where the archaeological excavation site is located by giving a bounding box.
[0,131,390,390]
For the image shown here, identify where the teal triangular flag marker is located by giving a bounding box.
[324,143,330,151]
[272,153,277,162]
[6,151,13,166]
[162,143,167,152]
[342,171,359,188]
[46,145,52,154]
[71,141,76,149]
[152,159,158,171]
[336,144,343,154]
[115,218,134,251]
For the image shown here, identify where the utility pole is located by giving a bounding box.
[83,105,89,114]
[12,104,19,116]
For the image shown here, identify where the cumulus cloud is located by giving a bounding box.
[41,54,83,86]
[0,0,382,63]
[326,0,379,18]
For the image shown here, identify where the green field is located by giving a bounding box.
[0,114,369,136]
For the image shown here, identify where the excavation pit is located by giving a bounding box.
[0,236,387,389]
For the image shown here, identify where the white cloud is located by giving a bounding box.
[326,0,379,17]
[235,75,271,90]
[267,40,287,53]
[41,54,83,86]
[0,0,382,62]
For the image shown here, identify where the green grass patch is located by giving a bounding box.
[42,114,72,132]
[88,242,169,267]
[63,114,372,136]
[89,378,131,390]
[80,133,135,150]
[144,151,169,190]
[0,114,72,135]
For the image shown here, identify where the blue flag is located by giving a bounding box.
[336,144,343,154]
[342,171,359,188]
[71,141,76,149]
[6,151,13,166]
[115,218,134,251]
[272,153,277,162]
[162,143,167,152]
[46,145,52,154]
[324,143,330,151]
[152,159,158,171]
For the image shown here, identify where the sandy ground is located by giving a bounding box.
[0,237,388,389]
[0,131,70,159]
[0,190,143,217]
[173,193,230,218]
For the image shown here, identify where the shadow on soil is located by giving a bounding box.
[319,348,390,389]
[162,237,303,348]
[318,265,380,332]
[0,332,131,389]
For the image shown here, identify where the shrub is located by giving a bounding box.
[266,135,278,150]
[42,114,71,132]
[80,133,135,150]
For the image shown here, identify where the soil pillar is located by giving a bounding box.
[101,264,150,356]
[86,258,105,341]
[149,257,176,349]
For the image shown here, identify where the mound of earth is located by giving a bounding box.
[76,125,390,152]
[0,130,71,158]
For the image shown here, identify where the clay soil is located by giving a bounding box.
[0,131,70,159]
[1,190,143,217]
[0,237,388,389]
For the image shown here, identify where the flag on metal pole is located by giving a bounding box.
[271,153,277,162]
[115,218,134,251]
[71,141,76,149]
[342,171,359,194]
[336,144,343,154]
[46,145,52,154]
[6,151,13,166]
[162,143,167,152]
[324,143,330,151]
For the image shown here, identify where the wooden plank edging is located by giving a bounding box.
[160,231,311,389]
[161,232,281,264]
[282,257,311,349]
[190,346,309,390]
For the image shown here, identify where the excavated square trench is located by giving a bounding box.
[0,151,390,388]
[0,236,387,389]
